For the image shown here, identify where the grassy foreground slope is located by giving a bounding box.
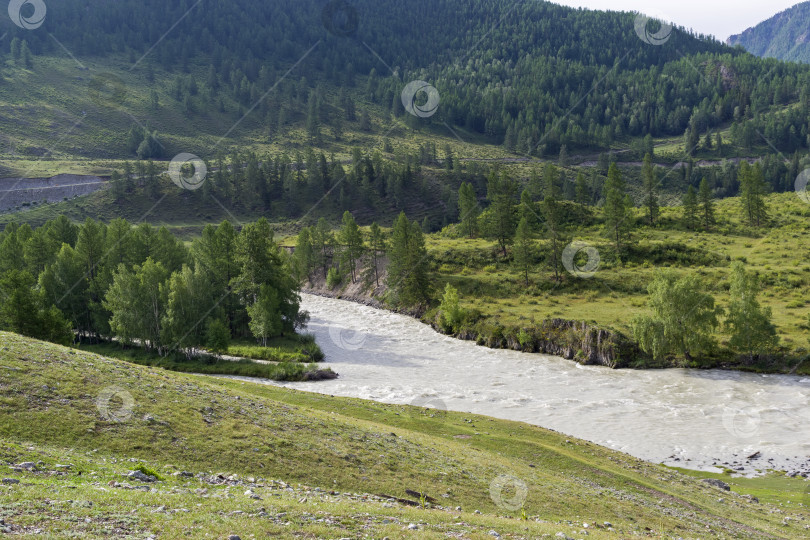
[0,332,808,538]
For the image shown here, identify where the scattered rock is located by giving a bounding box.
[228,536,241,540]
[747,451,761,460]
[407,523,418,530]
[702,478,730,491]
[489,531,501,537]
[127,470,157,483]
[1,479,19,485]
[16,462,36,471]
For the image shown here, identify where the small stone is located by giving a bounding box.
[408,523,418,530]
[17,462,36,471]
[489,531,501,537]
[228,536,241,540]
[1,479,19,485]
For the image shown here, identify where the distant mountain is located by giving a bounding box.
[727,2,810,63]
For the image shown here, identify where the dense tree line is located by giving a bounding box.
[0,217,304,355]
[7,0,810,157]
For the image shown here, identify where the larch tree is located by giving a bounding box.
[632,271,721,361]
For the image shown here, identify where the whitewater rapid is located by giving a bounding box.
[234,294,810,475]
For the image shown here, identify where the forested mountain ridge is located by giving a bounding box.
[2,0,810,165]
[727,2,810,63]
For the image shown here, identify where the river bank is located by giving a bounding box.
[301,278,806,375]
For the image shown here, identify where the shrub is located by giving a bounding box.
[326,267,342,288]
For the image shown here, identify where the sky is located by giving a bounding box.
[551,1,804,41]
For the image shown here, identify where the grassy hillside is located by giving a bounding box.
[1,331,808,538]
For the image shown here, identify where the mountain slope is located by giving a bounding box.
[1,0,807,164]
[727,2,810,63]
[0,331,807,537]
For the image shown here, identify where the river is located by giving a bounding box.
[233,293,810,476]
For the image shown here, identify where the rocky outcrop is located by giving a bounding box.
[441,319,637,369]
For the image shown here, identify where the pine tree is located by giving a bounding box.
[602,163,631,255]
[574,172,589,205]
[739,162,768,227]
[682,185,698,229]
[306,93,320,143]
[698,178,715,230]
[518,189,539,230]
[21,41,33,69]
[386,213,431,307]
[458,182,480,238]
[367,222,385,288]
[542,186,563,281]
[641,153,658,226]
[338,211,364,283]
[485,172,517,257]
[293,227,314,281]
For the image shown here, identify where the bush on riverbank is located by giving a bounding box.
[226,334,324,363]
